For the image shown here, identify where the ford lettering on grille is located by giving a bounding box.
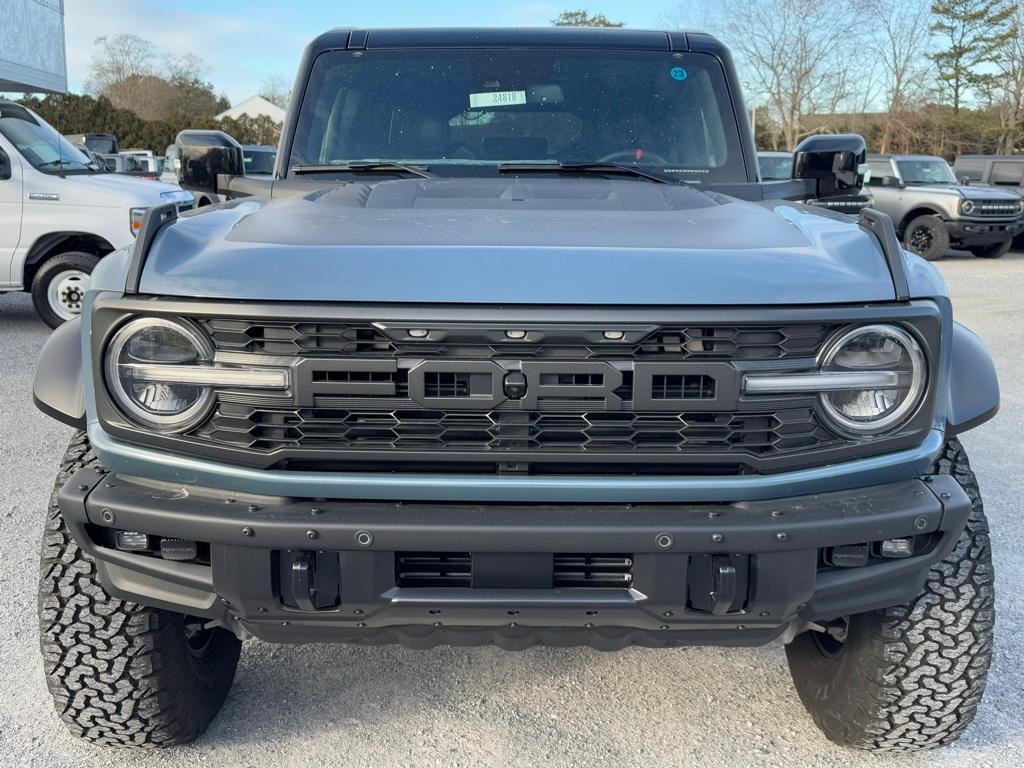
[293,358,738,411]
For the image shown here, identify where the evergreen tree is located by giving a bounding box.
[930,0,1017,113]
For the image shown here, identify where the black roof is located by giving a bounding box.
[306,27,720,56]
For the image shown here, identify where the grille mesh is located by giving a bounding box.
[200,404,836,456]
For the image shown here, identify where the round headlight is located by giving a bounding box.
[960,199,975,215]
[818,324,926,435]
[105,318,215,431]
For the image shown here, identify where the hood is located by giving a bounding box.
[139,178,898,305]
[25,171,181,208]
[958,184,1022,201]
[904,183,1022,201]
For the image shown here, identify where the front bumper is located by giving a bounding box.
[947,218,1024,243]
[59,467,971,649]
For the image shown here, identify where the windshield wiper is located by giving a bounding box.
[498,161,683,185]
[291,161,432,179]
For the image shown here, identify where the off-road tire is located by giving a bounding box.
[903,214,950,261]
[968,241,1011,259]
[31,251,99,328]
[38,432,241,748]
[786,438,994,752]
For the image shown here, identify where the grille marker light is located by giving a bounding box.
[743,370,900,394]
[118,363,289,389]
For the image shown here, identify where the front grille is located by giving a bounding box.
[200,319,833,361]
[201,404,836,456]
[181,316,852,474]
[809,195,871,213]
[969,200,1022,217]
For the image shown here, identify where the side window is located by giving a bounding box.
[991,162,1024,186]
[866,161,892,186]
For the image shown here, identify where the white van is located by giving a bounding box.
[0,101,193,326]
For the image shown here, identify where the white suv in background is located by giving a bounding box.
[0,101,193,326]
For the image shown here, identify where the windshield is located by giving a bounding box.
[0,104,100,174]
[84,136,117,154]
[757,154,792,181]
[896,158,957,185]
[243,148,276,175]
[289,49,745,184]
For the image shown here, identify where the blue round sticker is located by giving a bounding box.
[670,67,688,81]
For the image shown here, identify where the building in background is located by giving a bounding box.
[215,95,285,124]
[0,0,68,94]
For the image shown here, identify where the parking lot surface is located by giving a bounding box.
[1,253,1021,767]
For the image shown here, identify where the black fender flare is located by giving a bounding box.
[33,316,86,429]
[946,322,999,435]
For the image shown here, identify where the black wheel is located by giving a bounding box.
[38,433,241,748]
[30,251,99,328]
[785,438,994,752]
[968,241,1011,259]
[903,215,950,261]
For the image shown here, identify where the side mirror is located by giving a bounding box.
[0,147,11,180]
[792,133,867,199]
[176,130,243,196]
[881,175,902,188]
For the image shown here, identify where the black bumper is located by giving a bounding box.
[58,469,971,650]
[947,218,1024,244]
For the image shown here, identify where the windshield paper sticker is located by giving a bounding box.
[469,90,527,108]
[670,67,688,81]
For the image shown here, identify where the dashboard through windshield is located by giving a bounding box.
[288,48,745,184]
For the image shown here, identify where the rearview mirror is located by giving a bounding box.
[0,147,11,181]
[176,130,244,196]
[792,134,867,199]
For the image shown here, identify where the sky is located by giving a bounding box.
[63,0,676,105]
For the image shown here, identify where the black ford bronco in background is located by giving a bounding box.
[34,28,998,752]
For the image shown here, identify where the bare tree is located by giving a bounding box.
[86,34,157,110]
[858,0,933,153]
[259,76,292,110]
[992,4,1024,153]
[718,0,863,148]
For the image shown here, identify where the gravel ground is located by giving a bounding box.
[0,253,1021,767]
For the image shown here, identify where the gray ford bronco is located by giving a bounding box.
[866,154,1024,261]
[33,28,998,752]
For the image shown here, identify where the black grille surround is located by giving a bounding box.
[90,299,942,475]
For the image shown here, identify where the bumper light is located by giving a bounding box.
[880,537,914,558]
[115,530,149,551]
